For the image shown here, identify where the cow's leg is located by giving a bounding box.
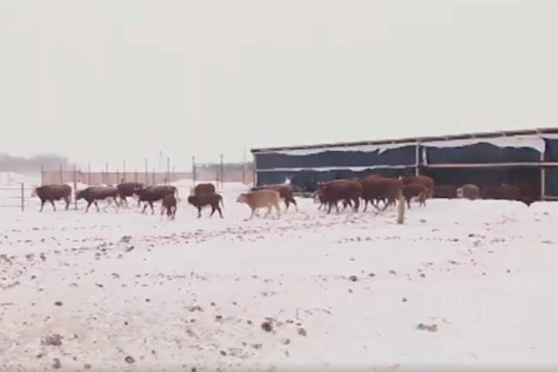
[290,197,299,212]
[65,197,70,210]
[210,206,216,217]
[141,203,148,214]
[249,208,256,220]
[217,206,223,218]
[264,205,272,218]
[50,200,56,211]
[39,200,45,212]
[274,203,281,218]
[150,202,155,215]
[197,207,202,218]
[353,197,360,212]
[94,201,100,212]
[85,202,92,213]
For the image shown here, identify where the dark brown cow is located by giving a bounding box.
[360,177,402,211]
[32,184,72,212]
[135,185,179,214]
[251,184,298,211]
[116,182,144,207]
[482,185,522,202]
[192,183,216,196]
[76,186,119,212]
[161,194,177,219]
[456,184,481,200]
[187,193,223,218]
[433,185,457,199]
[314,180,362,214]
[402,175,434,198]
[402,183,427,208]
[514,182,540,206]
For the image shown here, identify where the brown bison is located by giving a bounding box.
[433,185,457,199]
[402,175,434,198]
[187,193,224,218]
[236,189,281,219]
[116,182,144,207]
[76,186,119,212]
[32,184,72,212]
[457,184,481,200]
[192,183,216,196]
[161,194,177,219]
[136,185,179,214]
[360,177,402,211]
[482,185,522,202]
[251,184,298,211]
[314,180,362,214]
[402,183,427,208]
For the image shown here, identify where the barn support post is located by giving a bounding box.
[415,142,421,176]
[540,152,546,200]
[73,164,78,210]
[20,182,25,212]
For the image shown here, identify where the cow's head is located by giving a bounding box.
[75,189,85,200]
[187,195,196,205]
[236,193,248,204]
[30,186,38,198]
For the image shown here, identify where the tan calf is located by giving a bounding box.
[236,189,281,219]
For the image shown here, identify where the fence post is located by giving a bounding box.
[145,159,149,185]
[396,193,405,224]
[192,156,196,185]
[21,182,25,212]
[220,154,224,190]
[73,164,78,210]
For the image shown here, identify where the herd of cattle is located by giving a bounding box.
[29,176,540,219]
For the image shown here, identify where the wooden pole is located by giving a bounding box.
[396,193,405,225]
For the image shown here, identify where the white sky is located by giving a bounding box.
[1,0,557,171]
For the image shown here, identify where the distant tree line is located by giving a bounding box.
[0,153,71,174]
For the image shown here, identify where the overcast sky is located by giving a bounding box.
[1,0,557,170]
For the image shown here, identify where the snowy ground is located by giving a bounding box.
[1,181,558,371]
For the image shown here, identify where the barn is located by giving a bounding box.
[251,128,558,200]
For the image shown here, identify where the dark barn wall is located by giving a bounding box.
[544,139,558,196]
[255,146,417,170]
[424,143,541,165]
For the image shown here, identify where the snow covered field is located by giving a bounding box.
[1,181,558,371]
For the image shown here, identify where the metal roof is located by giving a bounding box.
[251,127,558,154]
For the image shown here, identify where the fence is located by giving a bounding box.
[0,183,27,211]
